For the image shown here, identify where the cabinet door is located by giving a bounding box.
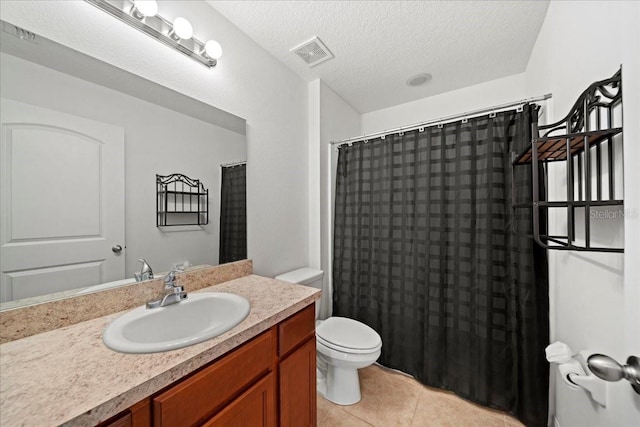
[153,330,275,427]
[202,373,275,427]
[279,338,316,427]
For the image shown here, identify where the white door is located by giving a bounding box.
[0,99,125,302]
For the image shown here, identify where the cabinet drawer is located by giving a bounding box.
[202,372,275,427]
[96,411,131,427]
[94,398,149,427]
[153,329,276,427]
[278,304,315,357]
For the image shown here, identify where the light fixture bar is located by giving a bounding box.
[84,0,217,68]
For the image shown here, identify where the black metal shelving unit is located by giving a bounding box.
[513,69,624,252]
[156,174,208,227]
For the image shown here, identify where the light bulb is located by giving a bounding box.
[204,40,223,59]
[172,17,193,40]
[131,0,158,18]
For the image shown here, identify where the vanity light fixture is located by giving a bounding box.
[203,40,223,60]
[130,0,157,19]
[84,0,222,68]
[169,17,193,40]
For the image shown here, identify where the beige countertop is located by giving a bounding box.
[0,275,320,427]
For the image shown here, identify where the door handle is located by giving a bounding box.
[112,245,123,253]
[587,354,640,394]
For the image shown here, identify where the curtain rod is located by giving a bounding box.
[331,93,552,147]
[220,161,246,167]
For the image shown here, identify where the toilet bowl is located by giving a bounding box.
[316,317,382,405]
[275,268,383,406]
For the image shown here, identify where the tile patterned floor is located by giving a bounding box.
[317,365,526,427]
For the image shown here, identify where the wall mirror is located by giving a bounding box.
[0,19,247,309]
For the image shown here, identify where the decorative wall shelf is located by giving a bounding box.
[513,69,624,252]
[156,174,208,227]
[513,127,622,164]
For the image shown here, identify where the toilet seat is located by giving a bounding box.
[317,335,382,354]
[316,317,382,354]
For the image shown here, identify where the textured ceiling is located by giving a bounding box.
[207,0,549,113]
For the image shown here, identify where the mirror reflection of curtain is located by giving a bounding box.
[332,105,549,427]
[219,164,247,264]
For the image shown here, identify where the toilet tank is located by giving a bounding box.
[275,267,324,319]
[275,267,324,288]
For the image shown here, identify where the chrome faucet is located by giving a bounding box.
[135,259,154,282]
[146,269,188,309]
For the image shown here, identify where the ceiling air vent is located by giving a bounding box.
[2,22,37,43]
[290,36,334,68]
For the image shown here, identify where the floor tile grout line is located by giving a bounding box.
[404,371,514,424]
[408,389,421,427]
[343,406,376,426]
[349,405,375,426]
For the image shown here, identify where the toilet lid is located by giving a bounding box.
[316,317,382,351]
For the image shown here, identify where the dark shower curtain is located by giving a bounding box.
[333,105,549,426]
[219,164,246,264]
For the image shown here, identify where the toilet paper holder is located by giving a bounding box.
[546,341,640,406]
[560,353,608,407]
[557,352,640,408]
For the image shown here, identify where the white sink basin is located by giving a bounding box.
[103,292,250,353]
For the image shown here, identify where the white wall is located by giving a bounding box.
[525,2,640,426]
[308,80,322,271]
[317,81,361,319]
[361,73,527,134]
[0,0,309,278]
[307,78,361,318]
[1,53,246,278]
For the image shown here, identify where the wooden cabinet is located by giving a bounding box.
[153,330,275,427]
[101,304,316,427]
[97,412,131,427]
[278,304,317,426]
[96,400,150,427]
[278,304,315,357]
[202,373,276,427]
[279,338,317,427]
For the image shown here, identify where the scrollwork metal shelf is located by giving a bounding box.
[512,69,624,252]
[156,174,208,227]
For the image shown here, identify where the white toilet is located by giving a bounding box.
[275,267,382,405]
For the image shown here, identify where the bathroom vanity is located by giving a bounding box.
[0,272,320,426]
[100,304,316,427]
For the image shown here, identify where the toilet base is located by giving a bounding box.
[323,365,361,405]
